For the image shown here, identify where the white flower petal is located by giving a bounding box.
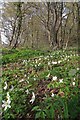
[59,79,63,83]
[19,79,24,83]
[30,92,35,104]
[52,76,57,81]
[51,93,55,97]
[4,82,7,90]
[25,89,29,94]
[73,82,75,86]
[52,61,57,65]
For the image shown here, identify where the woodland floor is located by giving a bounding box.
[1,48,80,120]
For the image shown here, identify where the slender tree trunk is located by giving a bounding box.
[60,2,63,49]
[77,2,80,55]
[36,30,39,49]
[12,2,23,49]
[31,15,34,48]
[9,18,16,46]
[47,2,51,48]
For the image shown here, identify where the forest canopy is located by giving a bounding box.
[1,2,79,50]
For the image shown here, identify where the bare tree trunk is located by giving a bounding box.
[50,2,63,49]
[12,2,23,49]
[36,30,39,49]
[9,18,16,46]
[31,15,34,48]
[60,2,63,49]
[77,2,80,55]
[47,2,51,48]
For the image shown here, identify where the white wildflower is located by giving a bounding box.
[4,82,8,90]
[73,78,75,81]
[15,75,17,78]
[52,76,57,81]
[30,92,35,104]
[23,60,26,64]
[6,92,11,104]
[35,65,37,67]
[72,82,75,86]
[33,61,34,64]
[48,62,51,65]
[77,68,79,71]
[24,74,27,77]
[44,57,47,60]
[38,63,41,66]
[34,78,36,81]
[59,79,63,83]
[51,93,55,97]
[19,79,24,83]
[39,58,41,61]
[36,60,38,64]
[58,60,61,64]
[7,98,11,105]
[52,61,57,65]
[25,89,29,94]
[6,92,10,99]
[64,58,67,60]
[2,100,11,111]
[2,92,11,111]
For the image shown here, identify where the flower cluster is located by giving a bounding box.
[2,92,11,111]
[2,82,12,111]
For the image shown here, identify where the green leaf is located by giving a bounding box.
[32,106,41,111]
[35,112,41,119]
[49,106,55,119]
[63,101,69,118]
[41,111,46,119]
